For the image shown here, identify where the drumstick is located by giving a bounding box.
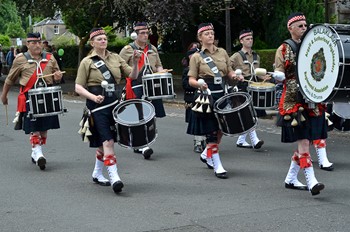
[5,105,8,126]
[40,71,66,79]
[243,79,255,83]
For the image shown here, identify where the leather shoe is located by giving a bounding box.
[253,140,264,149]
[142,148,153,159]
[112,180,124,194]
[194,144,203,153]
[236,142,253,149]
[93,177,111,186]
[285,182,308,191]
[310,183,325,196]
[200,157,213,169]
[215,172,228,179]
[320,165,334,171]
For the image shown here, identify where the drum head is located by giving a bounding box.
[333,102,350,119]
[297,24,341,103]
[113,99,155,126]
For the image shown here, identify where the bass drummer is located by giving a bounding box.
[230,29,268,149]
[1,32,63,171]
[75,28,140,194]
[187,23,241,179]
[274,12,326,196]
[119,22,166,159]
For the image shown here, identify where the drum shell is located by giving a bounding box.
[113,99,157,149]
[142,73,175,100]
[27,86,64,118]
[247,83,276,109]
[214,92,257,136]
[332,102,350,131]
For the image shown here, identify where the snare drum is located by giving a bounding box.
[27,86,65,118]
[297,24,350,103]
[332,102,350,131]
[247,82,276,109]
[214,92,257,136]
[113,99,157,149]
[142,73,175,100]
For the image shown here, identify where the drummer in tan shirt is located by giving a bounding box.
[230,29,269,149]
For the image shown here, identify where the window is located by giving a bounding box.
[54,25,59,34]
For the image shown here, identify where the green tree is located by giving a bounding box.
[0,0,23,35]
[0,34,11,47]
[5,22,26,38]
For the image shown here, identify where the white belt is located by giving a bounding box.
[91,99,119,113]
[132,84,143,89]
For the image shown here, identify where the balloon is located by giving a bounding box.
[58,48,64,56]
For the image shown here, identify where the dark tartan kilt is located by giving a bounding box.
[23,113,60,134]
[277,112,328,143]
[187,83,224,136]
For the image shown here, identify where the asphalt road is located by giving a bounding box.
[1,86,350,232]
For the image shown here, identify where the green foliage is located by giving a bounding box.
[5,22,26,38]
[0,0,22,34]
[0,34,11,47]
[108,37,131,48]
[256,49,277,71]
[51,35,76,47]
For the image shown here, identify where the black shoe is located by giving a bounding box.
[236,143,253,148]
[133,149,142,154]
[200,156,214,169]
[93,177,111,186]
[112,181,124,194]
[310,183,325,196]
[285,182,308,191]
[31,158,36,164]
[215,172,228,179]
[142,148,153,160]
[37,157,46,170]
[253,140,264,149]
[320,165,334,171]
[194,144,203,153]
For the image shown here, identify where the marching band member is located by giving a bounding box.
[182,42,206,153]
[274,13,325,195]
[119,22,166,159]
[187,23,241,179]
[1,32,63,170]
[230,29,267,149]
[75,28,139,194]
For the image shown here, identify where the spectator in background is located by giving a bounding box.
[149,25,159,47]
[43,41,52,52]
[0,45,5,76]
[6,46,15,70]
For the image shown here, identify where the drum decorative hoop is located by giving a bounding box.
[27,86,65,118]
[297,24,350,103]
[247,82,276,109]
[142,73,175,100]
[113,99,157,149]
[214,92,257,136]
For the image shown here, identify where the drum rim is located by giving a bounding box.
[213,92,251,113]
[143,73,172,78]
[296,23,345,103]
[28,86,62,93]
[113,99,155,126]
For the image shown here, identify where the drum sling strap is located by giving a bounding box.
[17,51,50,113]
[91,56,117,97]
[199,51,224,86]
[284,39,299,54]
[125,43,153,99]
[238,50,258,81]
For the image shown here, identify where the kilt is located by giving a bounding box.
[187,82,224,135]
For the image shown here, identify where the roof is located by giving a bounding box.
[33,12,65,27]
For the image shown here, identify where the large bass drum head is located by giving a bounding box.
[297,24,341,103]
[114,99,155,126]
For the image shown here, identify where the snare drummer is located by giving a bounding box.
[274,12,325,195]
[75,28,140,194]
[1,32,63,170]
[119,22,165,159]
[230,29,266,149]
[187,23,240,179]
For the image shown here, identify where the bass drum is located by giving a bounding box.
[297,24,350,103]
[113,99,157,149]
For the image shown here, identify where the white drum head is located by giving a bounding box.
[298,24,340,103]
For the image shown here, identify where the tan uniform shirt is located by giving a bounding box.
[75,50,132,86]
[119,43,162,73]
[5,52,60,86]
[274,45,287,73]
[188,46,233,79]
[230,50,260,79]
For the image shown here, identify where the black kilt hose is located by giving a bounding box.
[277,112,327,143]
[187,82,224,135]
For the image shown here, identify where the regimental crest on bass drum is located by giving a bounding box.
[311,48,327,82]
